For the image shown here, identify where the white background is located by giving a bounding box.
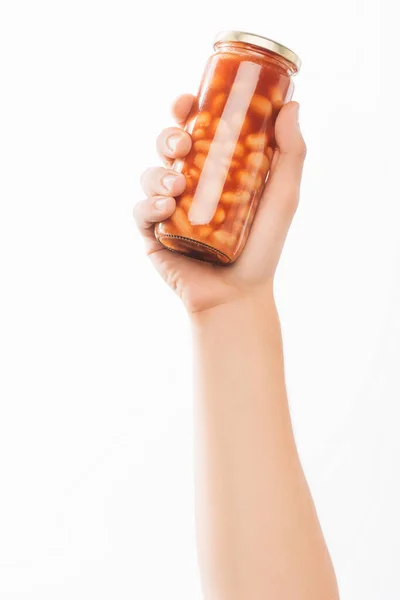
[0,1,398,598]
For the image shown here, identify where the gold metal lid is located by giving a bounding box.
[214,30,301,71]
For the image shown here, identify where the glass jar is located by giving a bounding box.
[155,31,301,265]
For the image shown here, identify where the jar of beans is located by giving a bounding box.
[155,30,301,265]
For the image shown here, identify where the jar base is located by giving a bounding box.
[157,233,232,265]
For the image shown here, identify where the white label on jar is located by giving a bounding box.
[188,61,261,226]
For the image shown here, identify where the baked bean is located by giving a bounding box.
[194,139,212,153]
[171,206,192,236]
[192,127,207,141]
[188,167,200,180]
[183,168,199,193]
[196,111,212,128]
[246,152,270,172]
[211,230,237,248]
[221,190,252,205]
[194,153,207,169]
[270,86,284,109]
[245,133,268,151]
[235,170,263,188]
[231,205,255,238]
[212,92,227,114]
[213,206,226,225]
[179,194,192,213]
[197,225,213,238]
[182,176,192,193]
[250,94,272,117]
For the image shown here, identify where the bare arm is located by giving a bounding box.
[192,291,339,599]
[135,95,339,599]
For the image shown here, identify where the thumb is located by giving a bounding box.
[238,102,306,273]
[261,101,306,220]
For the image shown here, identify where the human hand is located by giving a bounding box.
[134,94,306,315]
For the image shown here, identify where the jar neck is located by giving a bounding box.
[214,41,298,76]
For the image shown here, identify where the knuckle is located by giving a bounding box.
[283,189,300,215]
[164,126,180,136]
[140,168,152,188]
[133,199,151,225]
[295,138,307,159]
[132,201,141,222]
[141,167,165,192]
[133,199,146,220]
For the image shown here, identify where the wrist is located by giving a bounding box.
[189,283,277,329]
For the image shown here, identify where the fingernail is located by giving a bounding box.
[162,173,177,192]
[154,198,169,211]
[166,134,182,153]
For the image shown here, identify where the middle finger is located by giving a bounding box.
[140,166,187,198]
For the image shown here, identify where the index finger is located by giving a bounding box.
[171,94,195,126]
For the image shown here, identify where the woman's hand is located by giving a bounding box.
[134,94,306,314]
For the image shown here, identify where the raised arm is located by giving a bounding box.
[135,96,339,599]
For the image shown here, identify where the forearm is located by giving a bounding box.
[191,288,339,600]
